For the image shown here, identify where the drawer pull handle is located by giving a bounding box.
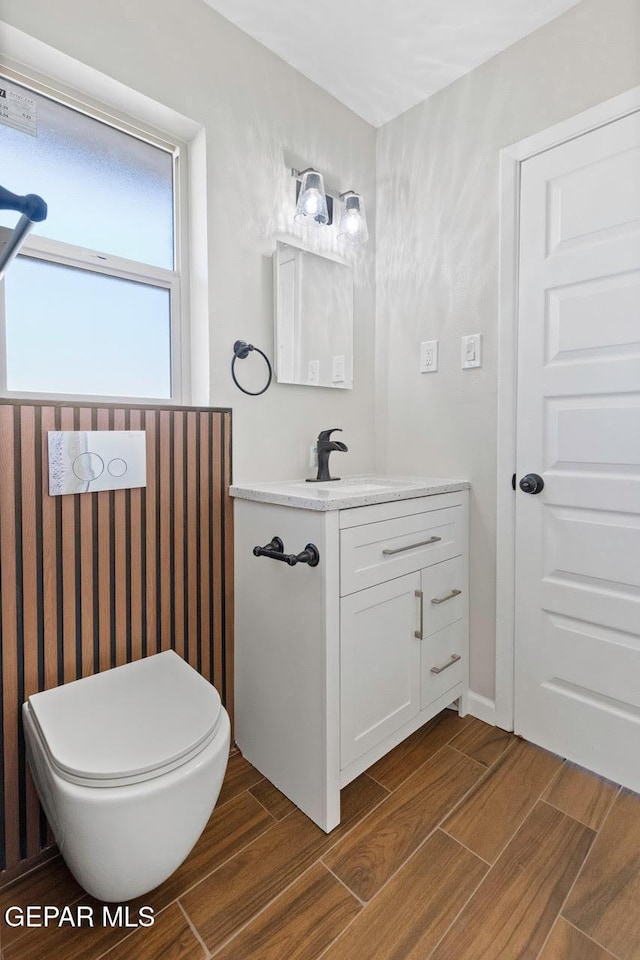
[414,590,423,640]
[431,588,462,605]
[431,654,462,675]
[382,536,441,556]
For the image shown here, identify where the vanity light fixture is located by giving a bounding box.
[290,168,369,243]
[337,191,369,245]
[293,168,330,226]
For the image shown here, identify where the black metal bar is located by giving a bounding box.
[253,537,320,567]
[0,186,48,280]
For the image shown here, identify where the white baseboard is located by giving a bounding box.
[467,692,496,726]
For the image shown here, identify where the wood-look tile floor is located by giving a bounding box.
[1,712,638,960]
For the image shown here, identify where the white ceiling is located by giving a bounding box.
[203,0,583,127]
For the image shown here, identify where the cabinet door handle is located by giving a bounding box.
[383,536,441,556]
[430,653,461,675]
[414,590,423,640]
[431,588,462,605]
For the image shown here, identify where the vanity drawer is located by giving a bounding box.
[420,556,466,639]
[421,620,466,708]
[340,505,462,595]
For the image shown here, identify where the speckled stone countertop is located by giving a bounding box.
[229,476,470,512]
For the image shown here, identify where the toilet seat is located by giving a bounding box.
[26,650,223,788]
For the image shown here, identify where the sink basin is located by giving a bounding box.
[315,482,390,493]
[293,477,419,495]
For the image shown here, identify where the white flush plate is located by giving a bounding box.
[48,431,147,496]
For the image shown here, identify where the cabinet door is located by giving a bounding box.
[341,572,421,769]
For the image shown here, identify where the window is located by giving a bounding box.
[0,71,186,402]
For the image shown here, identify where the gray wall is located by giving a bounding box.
[0,0,377,483]
[375,0,640,699]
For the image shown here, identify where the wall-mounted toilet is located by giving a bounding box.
[23,650,230,902]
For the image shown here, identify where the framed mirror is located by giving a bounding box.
[273,240,354,389]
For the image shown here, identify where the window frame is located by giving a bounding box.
[0,63,190,405]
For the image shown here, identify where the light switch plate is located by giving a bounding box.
[307,360,320,385]
[48,431,146,496]
[420,339,439,373]
[332,355,346,383]
[461,334,482,369]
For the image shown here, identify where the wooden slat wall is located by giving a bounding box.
[0,402,233,876]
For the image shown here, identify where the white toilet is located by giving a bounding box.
[23,650,230,902]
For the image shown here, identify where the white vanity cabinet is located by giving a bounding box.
[338,494,468,781]
[231,479,469,833]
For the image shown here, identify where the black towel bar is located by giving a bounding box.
[253,536,320,567]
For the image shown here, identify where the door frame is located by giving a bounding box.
[495,85,640,731]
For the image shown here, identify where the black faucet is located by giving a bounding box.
[307,429,348,483]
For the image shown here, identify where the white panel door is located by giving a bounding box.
[515,109,640,790]
[340,572,421,768]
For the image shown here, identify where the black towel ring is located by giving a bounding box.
[231,340,273,396]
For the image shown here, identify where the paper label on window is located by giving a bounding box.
[0,86,37,136]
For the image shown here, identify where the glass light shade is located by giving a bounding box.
[294,170,329,226]
[337,192,369,244]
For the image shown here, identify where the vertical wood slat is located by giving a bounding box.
[0,402,233,877]
[0,406,19,868]
[78,408,94,679]
[96,409,111,673]
[60,408,76,684]
[173,412,185,660]
[40,409,58,693]
[223,412,235,730]
[19,407,40,859]
[212,416,223,694]
[113,409,127,668]
[144,411,157,659]
[159,411,172,652]
[199,414,211,685]
[39,409,57,850]
[187,413,199,673]
[129,410,143,665]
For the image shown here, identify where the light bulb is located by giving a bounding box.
[302,190,320,216]
[338,192,368,244]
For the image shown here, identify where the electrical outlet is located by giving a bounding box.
[332,355,346,383]
[461,334,482,369]
[420,340,439,373]
[307,360,320,385]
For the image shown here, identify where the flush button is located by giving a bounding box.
[108,458,128,478]
[73,452,104,482]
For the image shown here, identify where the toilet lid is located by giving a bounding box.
[27,651,222,783]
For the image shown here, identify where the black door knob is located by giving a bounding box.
[519,473,544,494]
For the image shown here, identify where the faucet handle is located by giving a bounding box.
[317,428,343,442]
